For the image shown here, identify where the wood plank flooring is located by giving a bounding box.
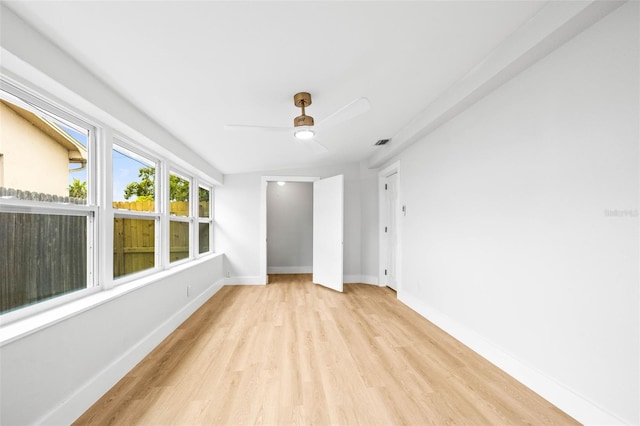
[74,274,578,425]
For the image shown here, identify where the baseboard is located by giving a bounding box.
[344,274,378,285]
[267,266,312,274]
[36,278,225,426]
[397,290,626,426]
[360,275,378,285]
[225,276,267,285]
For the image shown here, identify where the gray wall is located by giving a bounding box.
[267,181,313,273]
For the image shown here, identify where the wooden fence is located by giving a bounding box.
[0,190,209,312]
[112,200,207,277]
[0,186,86,204]
[0,211,87,313]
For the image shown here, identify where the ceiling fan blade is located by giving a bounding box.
[318,97,371,128]
[224,124,291,132]
[299,137,328,154]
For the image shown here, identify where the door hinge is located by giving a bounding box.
[384,269,387,276]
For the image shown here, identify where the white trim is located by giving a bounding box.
[111,138,157,175]
[168,215,191,222]
[267,266,312,274]
[34,277,225,426]
[0,201,96,215]
[0,287,101,329]
[397,290,627,426]
[158,159,169,269]
[195,183,213,258]
[112,210,161,220]
[225,276,266,285]
[111,262,162,288]
[344,275,378,285]
[97,126,113,290]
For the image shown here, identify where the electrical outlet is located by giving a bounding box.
[226,271,231,278]
[187,285,191,297]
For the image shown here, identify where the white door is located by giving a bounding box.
[313,174,344,292]
[385,173,398,290]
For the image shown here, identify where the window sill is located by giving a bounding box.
[0,252,223,347]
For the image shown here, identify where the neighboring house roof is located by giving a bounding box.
[1,100,87,164]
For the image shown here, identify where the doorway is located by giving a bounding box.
[259,175,344,292]
[266,181,313,274]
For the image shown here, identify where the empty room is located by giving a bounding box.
[0,1,638,425]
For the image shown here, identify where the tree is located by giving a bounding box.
[124,167,155,200]
[68,178,87,199]
[124,167,200,202]
[169,174,189,202]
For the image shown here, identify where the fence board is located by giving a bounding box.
[0,212,87,313]
[113,217,155,278]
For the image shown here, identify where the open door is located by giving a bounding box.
[313,174,344,292]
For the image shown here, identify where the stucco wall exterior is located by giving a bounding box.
[0,101,70,196]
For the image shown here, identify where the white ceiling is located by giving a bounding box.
[5,1,548,175]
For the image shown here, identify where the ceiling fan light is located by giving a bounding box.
[294,127,315,140]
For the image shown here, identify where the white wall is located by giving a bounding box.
[267,181,313,273]
[387,2,639,424]
[0,6,227,425]
[216,162,377,284]
[214,172,262,282]
[0,255,225,425]
[359,162,379,283]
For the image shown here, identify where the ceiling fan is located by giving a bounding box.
[224,92,371,154]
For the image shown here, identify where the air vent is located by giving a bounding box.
[374,139,390,146]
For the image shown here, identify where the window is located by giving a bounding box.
[0,76,218,320]
[0,84,96,314]
[169,171,191,263]
[198,185,212,254]
[112,143,159,279]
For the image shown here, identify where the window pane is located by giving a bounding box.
[170,220,189,262]
[113,146,155,212]
[199,186,210,218]
[0,212,87,313]
[0,98,89,204]
[199,223,210,254]
[169,173,189,217]
[113,218,155,278]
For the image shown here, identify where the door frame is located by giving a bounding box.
[259,175,319,284]
[378,161,402,291]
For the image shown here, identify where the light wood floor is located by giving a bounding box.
[74,274,578,425]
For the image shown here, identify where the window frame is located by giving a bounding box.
[0,79,99,320]
[197,183,213,256]
[111,138,162,283]
[167,168,193,265]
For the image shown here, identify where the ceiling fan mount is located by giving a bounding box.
[293,92,314,128]
[224,92,371,154]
